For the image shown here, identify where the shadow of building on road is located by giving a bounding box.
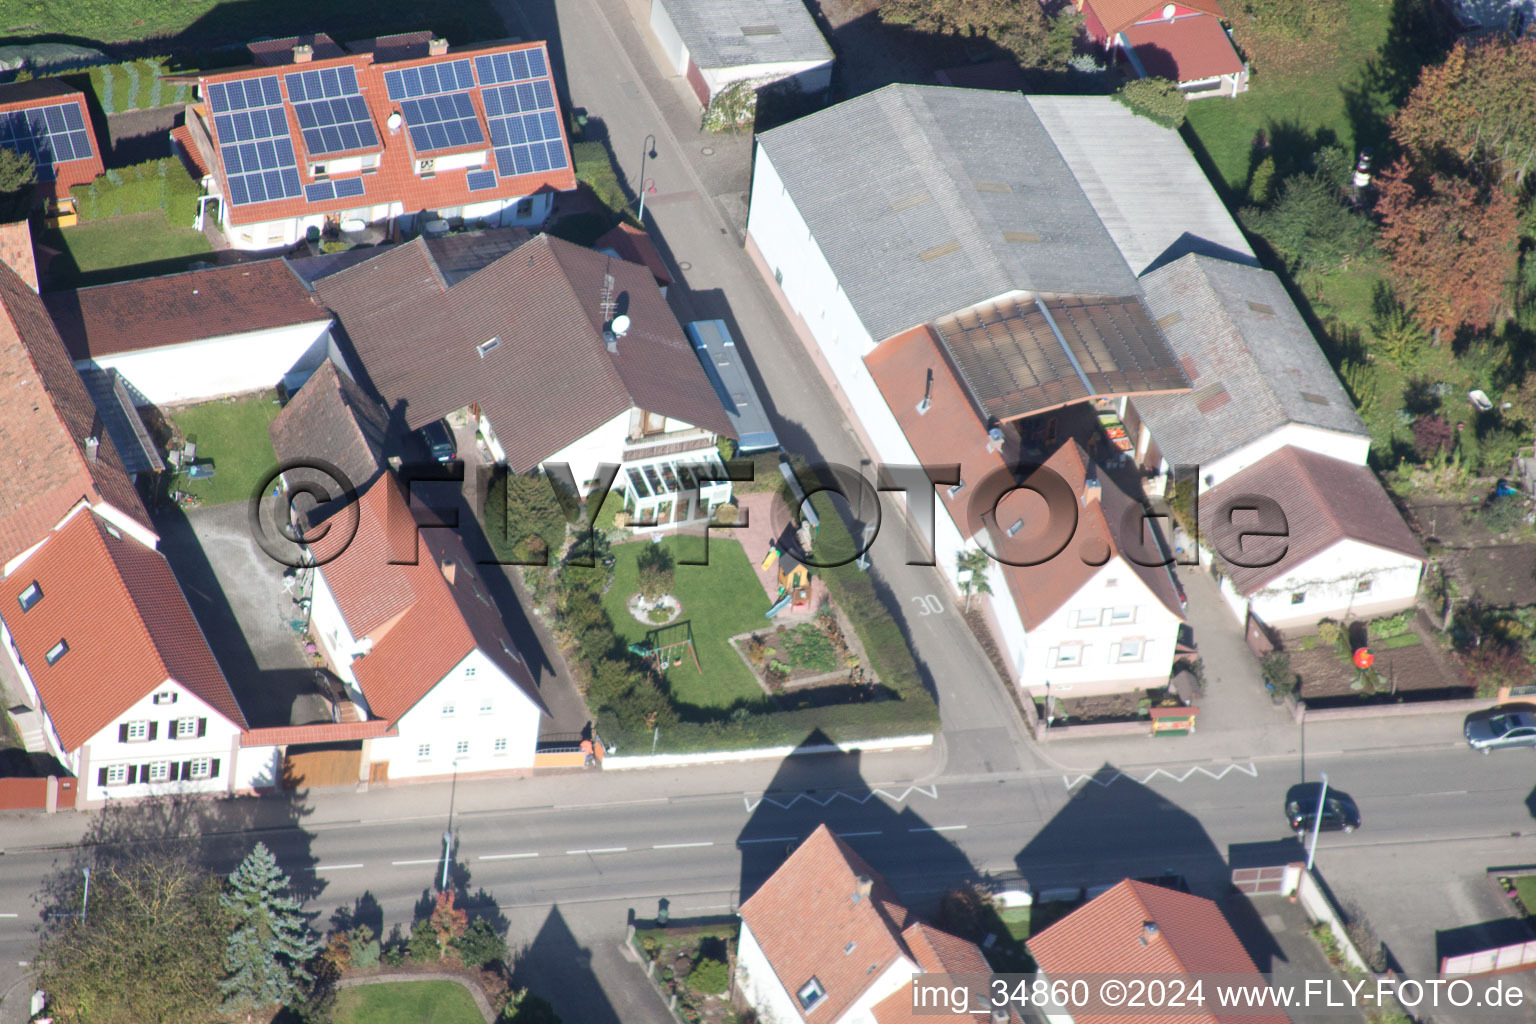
[736,731,975,916]
[509,904,629,1024]
[1015,763,1284,972]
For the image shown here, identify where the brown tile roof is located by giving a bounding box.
[0,80,103,201]
[1028,879,1289,1024]
[739,825,916,1024]
[595,222,673,288]
[0,261,151,563]
[248,34,349,66]
[43,259,328,360]
[1199,446,1425,596]
[1123,14,1245,83]
[932,294,1189,424]
[0,509,245,751]
[310,472,546,723]
[1083,0,1228,36]
[268,360,390,496]
[992,441,1184,628]
[0,221,37,291]
[317,233,734,471]
[197,40,576,229]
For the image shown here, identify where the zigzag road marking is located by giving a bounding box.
[743,784,938,813]
[1061,763,1258,790]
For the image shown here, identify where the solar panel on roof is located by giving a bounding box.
[333,177,365,199]
[305,181,334,202]
[209,74,303,206]
[476,50,567,181]
[0,100,96,183]
[473,47,548,86]
[384,59,475,101]
[286,67,378,157]
[399,91,484,154]
[466,169,497,191]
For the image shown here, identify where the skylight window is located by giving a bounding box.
[1006,519,1024,537]
[797,978,825,1011]
[18,582,41,612]
[478,336,502,358]
[46,639,68,666]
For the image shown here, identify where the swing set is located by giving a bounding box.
[627,621,701,673]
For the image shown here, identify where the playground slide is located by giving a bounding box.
[765,593,793,618]
[760,546,779,570]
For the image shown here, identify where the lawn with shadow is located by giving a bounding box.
[163,390,283,506]
[38,213,212,290]
[332,980,483,1024]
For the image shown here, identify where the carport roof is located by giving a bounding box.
[269,360,390,498]
[657,0,833,69]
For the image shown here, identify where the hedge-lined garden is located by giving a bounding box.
[70,157,201,226]
[86,58,189,113]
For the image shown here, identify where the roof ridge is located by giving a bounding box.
[1126,880,1194,977]
[537,234,639,400]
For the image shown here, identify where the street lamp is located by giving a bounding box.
[441,759,462,891]
[1305,771,1328,872]
[637,134,657,223]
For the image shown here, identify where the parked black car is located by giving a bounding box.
[416,419,457,463]
[1285,783,1361,837]
[1463,703,1536,753]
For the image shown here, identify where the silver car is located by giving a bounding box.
[1463,704,1536,753]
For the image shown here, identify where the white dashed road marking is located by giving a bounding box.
[653,841,713,849]
[316,864,364,871]
[566,847,627,855]
[479,852,539,861]
[1062,763,1258,789]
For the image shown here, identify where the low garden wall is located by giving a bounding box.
[605,733,933,770]
[1297,695,1488,723]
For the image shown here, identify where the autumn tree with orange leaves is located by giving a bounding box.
[1375,160,1518,336]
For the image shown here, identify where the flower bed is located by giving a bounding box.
[632,922,741,1024]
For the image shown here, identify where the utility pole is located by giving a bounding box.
[637,134,657,223]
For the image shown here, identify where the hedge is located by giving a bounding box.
[85,58,188,114]
[1114,78,1187,131]
[71,157,202,226]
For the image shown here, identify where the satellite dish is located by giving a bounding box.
[1162,3,1176,17]
[611,314,631,337]
[387,111,402,131]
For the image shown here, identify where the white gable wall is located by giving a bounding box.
[832,957,917,1024]
[649,0,691,74]
[309,565,367,706]
[1242,538,1423,630]
[74,319,334,405]
[701,60,832,102]
[737,920,806,1024]
[79,680,242,803]
[368,648,542,779]
[1180,423,1371,493]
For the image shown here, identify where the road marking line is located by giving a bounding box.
[838,831,882,837]
[479,852,539,861]
[653,841,713,849]
[567,847,627,855]
[738,835,798,844]
[1062,762,1258,789]
[391,858,442,866]
[744,784,938,813]
[909,825,967,832]
[315,863,364,871]
[0,913,18,918]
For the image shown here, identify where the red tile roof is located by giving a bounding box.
[1199,446,1425,596]
[197,39,576,228]
[1123,14,1245,84]
[310,472,546,723]
[249,34,349,66]
[0,80,104,201]
[1083,0,1227,36]
[595,222,673,288]
[241,720,396,746]
[170,123,209,178]
[43,258,327,359]
[994,441,1184,628]
[0,221,37,291]
[0,508,244,751]
[0,260,151,564]
[1028,879,1290,1024]
[316,233,734,471]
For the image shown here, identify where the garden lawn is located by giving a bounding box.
[603,536,772,710]
[332,980,484,1024]
[0,0,503,49]
[1184,0,1393,196]
[163,392,282,506]
[39,213,212,289]
[1516,876,1536,918]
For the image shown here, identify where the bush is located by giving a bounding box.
[1366,611,1414,639]
[485,470,571,565]
[70,157,202,226]
[407,919,440,963]
[689,957,729,994]
[1480,496,1526,534]
[453,918,508,969]
[703,80,757,133]
[1261,651,1296,698]
[571,140,629,227]
[1114,78,1187,130]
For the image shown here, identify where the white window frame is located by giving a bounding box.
[465,665,478,678]
[1119,639,1145,663]
[148,761,171,783]
[126,720,150,742]
[417,743,432,760]
[1055,644,1083,668]
[189,758,213,780]
[797,978,825,1011]
[441,701,455,717]
[455,740,470,756]
[479,698,493,714]
[493,737,508,755]
[106,764,128,785]
[176,716,198,738]
[18,581,41,611]
[46,639,68,665]
[1074,609,1101,628]
[153,690,177,705]
[1110,606,1136,624]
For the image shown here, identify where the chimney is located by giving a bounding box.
[292,43,314,63]
[84,436,99,462]
[428,37,450,57]
[985,426,1005,454]
[853,875,873,902]
[1082,463,1101,504]
[915,368,933,415]
[440,558,457,586]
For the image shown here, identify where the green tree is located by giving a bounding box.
[1243,174,1374,276]
[220,842,321,1018]
[0,145,36,221]
[37,860,230,1024]
[429,889,469,962]
[1369,283,1430,370]
[1247,155,1276,205]
[486,470,571,564]
[453,917,509,969]
[503,990,564,1024]
[879,0,1080,70]
[688,957,729,994]
[957,548,994,613]
[1114,78,1186,130]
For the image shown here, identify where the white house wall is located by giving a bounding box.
[529,408,631,487]
[308,567,367,707]
[649,0,690,73]
[1023,561,1183,698]
[736,920,810,1024]
[1243,539,1422,629]
[80,680,243,803]
[701,60,833,100]
[76,320,334,405]
[1191,424,1371,493]
[235,744,281,791]
[368,648,542,779]
[832,957,917,1024]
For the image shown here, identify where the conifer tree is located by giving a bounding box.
[220,842,321,1017]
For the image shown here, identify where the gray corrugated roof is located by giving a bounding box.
[1130,255,1367,466]
[686,319,779,452]
[1024,94,1256,277]
[659,0,832,69]
[756,84,1141,344]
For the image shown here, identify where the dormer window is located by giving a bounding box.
[797,978,825,1011]
[153,691,178,705]
[17,582,41,612]
[45,639,68,666]
[312,163,328,178]
[417,158,436,176]
[478,337,501,358]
